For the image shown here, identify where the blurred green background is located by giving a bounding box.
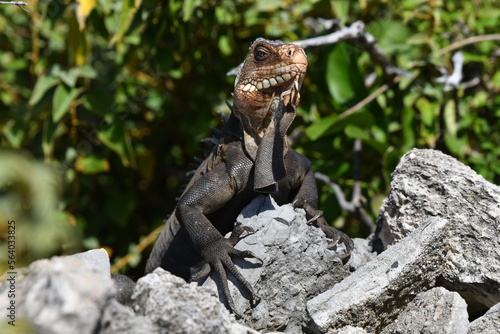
[0,0,498,277]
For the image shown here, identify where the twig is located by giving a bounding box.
[111,224,164,274]
[436,51,465,91]
[0,1,28,12]
[315,169,375,232]
[437,34,500,57]
[338,76,401,119]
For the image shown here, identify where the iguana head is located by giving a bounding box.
[232,38,308,193]
[233,38,308,134]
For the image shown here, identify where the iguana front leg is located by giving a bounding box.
[175,162,261,316]
[292,168,354,263]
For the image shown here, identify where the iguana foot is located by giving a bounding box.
[293,199,354,264]
[189,226,262,317]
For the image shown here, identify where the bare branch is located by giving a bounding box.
[337,76,401,119]
[437,34,500,56]
[0,1,28,12]
[315,170,375,233]
[436,51,465,91]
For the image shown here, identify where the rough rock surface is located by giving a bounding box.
[99,299,154,334]
[381,287,469,334]
[307,149,500,333]
[0,249,114,334]
[327,326,368,334]
[468,301,500,334]
[374,148,500,250]
[2,148,499,334]
[130,268,262,334]
[202,195,355,333]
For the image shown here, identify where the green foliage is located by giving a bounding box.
[0,0,498,275]
[0,150,81,272]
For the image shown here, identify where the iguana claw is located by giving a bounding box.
[293,199,354,264]
[189,224,262,317]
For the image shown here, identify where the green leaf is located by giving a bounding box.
[29,76,60,106]
[52,84,82,123]
[183,0,198,21]
[444,133,467,158]
[75,155,110,174]
[330,0,349,23]
[109,0,143,46]
[325,43,368,107]
[401,106,415,152]
[345,125,388,153]
[97,120,135,167]
[306,110,375,141]
[443,99,457,137]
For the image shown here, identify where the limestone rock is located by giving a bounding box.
[132,268,261,334]
[468,302,500,334]
[0,249,114,334]
[381,287,469,334]
[99,299,154,334]
[327,326,369,334]
[307,149,500,333]
[374,148,500,250]
[307,217,449,333]
[202,195,355,333]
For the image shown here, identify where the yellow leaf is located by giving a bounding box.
[76,0,97,30]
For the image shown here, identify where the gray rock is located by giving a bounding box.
[99,299,154,334]
[307,217,449,333]
[307,149,500,333]
[381,287,469,334]
[202,195,353,333]
[73,248,111,276]
[327,326,369,334]
[373,149,500,318]
[0,251,114,334]
[468,302,500,334]
[132,268,261,334]
[374,148,500,250]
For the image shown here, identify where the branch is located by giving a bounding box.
[437,34,500,56]
[315,157,375,234]
[0,1,28,12]
[110,223,164,274]
[338,76,401,119]
[436,51,465,91]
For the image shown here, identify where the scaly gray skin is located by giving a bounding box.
[145,38,354,316]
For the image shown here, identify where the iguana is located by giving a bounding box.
[145,38,353,316]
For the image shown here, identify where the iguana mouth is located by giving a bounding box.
[231,39,308,193]
[235,41,307,96]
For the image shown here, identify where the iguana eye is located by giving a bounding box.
[254,47,268,61]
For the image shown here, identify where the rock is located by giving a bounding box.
[307,217,449,333]
[73,248,111,276]
[131,268,261,334]
[99,299,154,334]
[0,249,114,334]
[327,326,368,334]
[373,149,500,319]
[381,287,469,334]
[307,149,500,333]
[373,148,500,250]
[468,302,500,334]
[202,195,355,333]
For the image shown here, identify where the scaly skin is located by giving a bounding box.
[145,38,353,317]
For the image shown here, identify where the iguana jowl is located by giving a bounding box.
[145,38,354,316]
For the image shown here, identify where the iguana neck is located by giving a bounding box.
[231,38,308,191]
